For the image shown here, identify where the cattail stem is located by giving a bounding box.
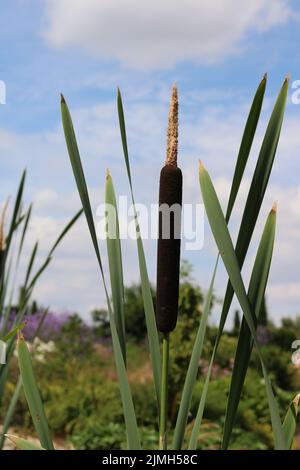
[159,332,169,450]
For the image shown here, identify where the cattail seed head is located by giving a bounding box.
[156,86,182,333]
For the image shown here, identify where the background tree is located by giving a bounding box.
[232,310,241,336]
[258,296,269,326]
[91,308,111,338]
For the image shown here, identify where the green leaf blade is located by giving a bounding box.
[220,77,288,336]
[226,74,267,221]
[117,89,161,409]
[173,75,268,449]
[17,334,54,450]
[105,170,126,363]
[173,258,218,449]
[198,163,286,449]
[282,393,300,449]
[222,205,276,449]
[61,95,141,449]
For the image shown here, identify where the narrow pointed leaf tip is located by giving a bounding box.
[199,160,205,174]
[17,330,24,343]
[271,202,277,213]
[60,93,65,104]
[5,434,45,450]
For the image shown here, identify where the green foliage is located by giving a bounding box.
[131,382,158,428]
[91,308,111,338]
[91,284,155,343]
[70,422,126,450]
[124,284,155,341]
[56,314,94,360]
[190,370,290,449]
[91,284,156,343]
[2,326,298,450]
[250,345,294,390]
[272,316,300,350]
[70,423,159,451]
[214,335,237,369]
[45,378,123,435]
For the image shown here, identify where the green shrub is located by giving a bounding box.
[70,422,126,450]
[250,345,294,389]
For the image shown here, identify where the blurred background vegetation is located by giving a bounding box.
[1,261,300,450]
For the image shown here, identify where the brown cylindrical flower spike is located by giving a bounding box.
[156,85,182,333]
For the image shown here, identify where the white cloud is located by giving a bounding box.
[43,0,292,69]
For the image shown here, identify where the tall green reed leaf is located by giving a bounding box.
[282,393,300,449]
[0,310,48,449]
[217,77,288,343]
[17,204,32,262]
[1,203,32,331]
[17,332,54,450]
[117,89,161,409]
[222,204,276,448]
[0,194,80,415]
[105,170,126,363]
[187,77,288,449]
[173,75,267,449]
[61,95,141,449]
[48,209,83,258]
[27,210,83,297]
[11,210,83,329]
[4,170,26,258]
[24,242,38,289]
[0,379,22,448]
[195,163,286,449]
[0,172,26,312]
[173,259,218,449]
[226,74,267,221]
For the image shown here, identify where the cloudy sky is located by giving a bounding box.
[1,0,300,325]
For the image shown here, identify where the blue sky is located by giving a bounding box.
[1,0,300,325]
